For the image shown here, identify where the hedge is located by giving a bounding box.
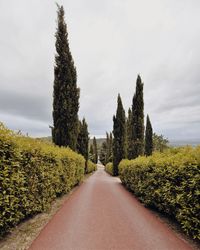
[87,160,97,173]
[105,162,114,175]
[119,147,200,240]
[0,123,85,237]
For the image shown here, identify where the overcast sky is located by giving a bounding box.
[0,0,200,140]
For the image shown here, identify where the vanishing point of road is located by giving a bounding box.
[29,165,192,250]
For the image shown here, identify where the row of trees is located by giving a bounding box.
[100,131,168,167]
[52,5,166,172]
[52,5,96,171]
[76,119,89,170]
[102,75,154,175]
[113,75,153,175]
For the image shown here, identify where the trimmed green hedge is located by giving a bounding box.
[0,123,85,237]
[87,160,97,173]
[119,147,200,240]
[105,162,114,175]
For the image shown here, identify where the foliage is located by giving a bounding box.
[107,132,113,163]
[77,118,89,173]
[99,141,107,165]
[77,119,89,158]
[89,138,98,165]
[130,75,144,158]
[153,133,169,152]
[119,146,200,239]
[87,160,97,173]
[112,95,126,176]
[127,108,133,160]
[89,138,106,157]
[93,137,98,164]
[52,4,79,150]
[0,123,85,237]
[145,115,153,156]
[99,133,112,165]
[105,163,114,176]
[89,144,94,162]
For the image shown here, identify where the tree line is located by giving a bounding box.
[100,75,168,175]
[112,75,153,175]
[52,5,168,173]
[98,76,152,175]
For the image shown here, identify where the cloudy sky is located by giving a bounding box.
[0,0,200,140]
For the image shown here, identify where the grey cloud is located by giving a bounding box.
[154,92,200,113]
[0,113,50,137]
[0,89,52,122]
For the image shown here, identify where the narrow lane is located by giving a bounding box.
[29,166,192,250]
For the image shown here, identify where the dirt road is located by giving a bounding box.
[29,166,192,250]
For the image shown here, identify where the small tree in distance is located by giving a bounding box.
[145,115,153,156]
[77,118,89,173]
[127,108,133,160]
[93,137,98,164]
[153,133,169,152]
[89,144,94,162]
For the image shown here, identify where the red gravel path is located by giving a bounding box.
[29,166,192,250]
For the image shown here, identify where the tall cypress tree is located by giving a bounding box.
[77,118,89,172]
[93,137,98,164]
[131,75,144,158]
[89,144,94,162]
[145,115,153,156]
[103,132,113,164]
[127,108,133,160]
[108,132,113,162]
[99,141,107,165]
[77,118,89,160]
[105,132,110,164]
[52,5,79,150]
[112,94,126,176]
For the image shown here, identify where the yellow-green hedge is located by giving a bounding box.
[87,160,97,173]
[119,147,200,240]
[0,123,85,237]
[105,162,114,175]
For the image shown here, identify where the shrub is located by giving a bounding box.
[119,147,200,240]
[87,160,97,173]
[105,162,114,175]
[0,123,85,237]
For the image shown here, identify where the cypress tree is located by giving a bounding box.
[52,4,79,150]
[127,108,133,160]
[131,75,144,158]
[103,132,113,164]
[99,141,107,165]
[77,118,89,172]
[153,133,169,152]
[93,137,98,164]
[112,94,126,176]
[100,132,113,165]
[108,132,113,162]
[145,115,153,156]
[105,132,110,164]
[89,144,94,162]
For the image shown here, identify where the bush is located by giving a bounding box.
[0,123,85,237]
[119,147,200,240]
[105,162,114,175]
[87,160,97,173]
